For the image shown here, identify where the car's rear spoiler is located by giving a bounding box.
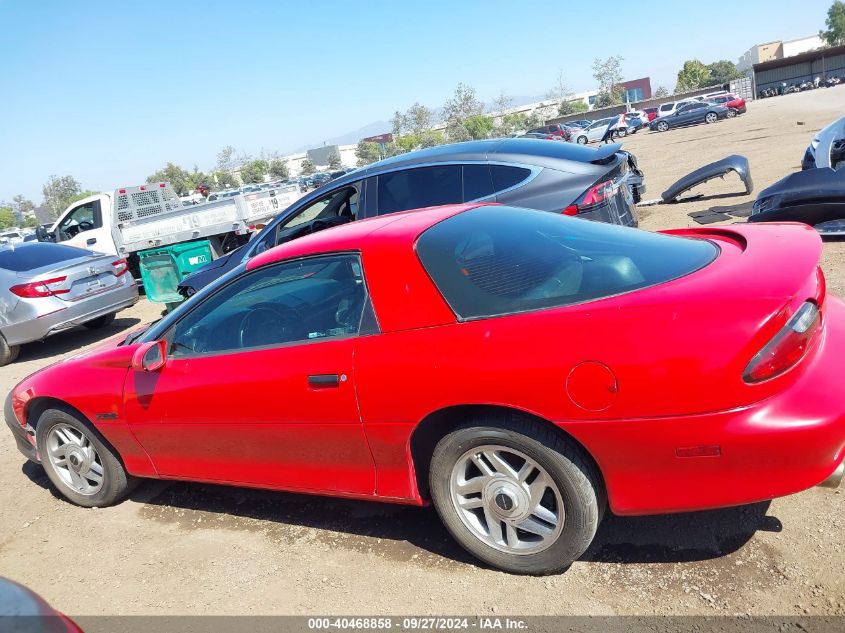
[589,143,623,165]
[661,155,753,202]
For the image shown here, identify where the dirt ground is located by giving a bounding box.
[0,88,843,618]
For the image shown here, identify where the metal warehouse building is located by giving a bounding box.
[753,44,845,94]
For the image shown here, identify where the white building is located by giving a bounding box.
[738,34,824,72]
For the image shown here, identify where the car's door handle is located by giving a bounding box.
[308,374,340,388]
[86,238,97,245]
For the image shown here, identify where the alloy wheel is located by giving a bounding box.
[706,112,717,123]
[45,423,105,495]
[449,444,564,555]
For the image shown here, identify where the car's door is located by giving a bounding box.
[54,197,113,253]
[124,253,377,494]
[372,164,463,215]
[587,119,609,142]
[675,102,705,126]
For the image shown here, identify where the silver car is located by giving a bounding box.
[0,242,139,365]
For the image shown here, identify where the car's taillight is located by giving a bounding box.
[112,259,129,276]
[562,178,617,215]
[10,277,69,298]
[743,301,820,383]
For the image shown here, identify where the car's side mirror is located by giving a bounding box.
[131,340,167,372]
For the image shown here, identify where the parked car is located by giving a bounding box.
[570,118,627,144]
[708,94,747,116]
[0,242,139,365]
[521,132,564,141]
[0,577,83,632]
[527,124,571,139]
[311,173,333,188]
[7,203,844,575]
[801,115,845,170]
[650,101,729,132]
[654,99,697,119]
[566,119,593,129]
[0,230,25,245]
[177,139,645,296]
[642,107,659,121]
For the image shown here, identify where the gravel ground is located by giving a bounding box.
[0,88,843,617]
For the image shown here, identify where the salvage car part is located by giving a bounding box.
[749,167,845,235]
[801,116,845,170]
[661,155,753,203]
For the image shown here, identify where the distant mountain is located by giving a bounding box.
[291,94,547,152]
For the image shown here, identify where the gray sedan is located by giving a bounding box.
[0,242,139,365]
[650,101,730,132]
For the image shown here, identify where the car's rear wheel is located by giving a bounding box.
[35,406,134,507]
[705,112,718,123]
[576,136,587,145]
[429,416,604,575]
[83,313,116,329]
[656,121,669,132]
[616,128,627,137]
[0,334,20,366]
[726,108,737,118]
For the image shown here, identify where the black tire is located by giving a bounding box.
[83,312,116,329]
[429,415,605,575]
[726,108,737,118]
[576,136,587,145]
[0,334,20,367]
[705,112,718,123]
[35,406,135,507]
[656,121,669,132]
[616,128,627,138]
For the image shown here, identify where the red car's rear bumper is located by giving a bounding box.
[568,297,845,516]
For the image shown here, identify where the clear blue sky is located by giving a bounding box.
[0,0,832,203]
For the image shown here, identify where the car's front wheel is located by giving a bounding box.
[705,112,718,123]
[576,136,587,145]
[656,121,669,132]
[35,406,135,507]
[429,416,604,575]
[616,128,627,137]
[726,108,737,118]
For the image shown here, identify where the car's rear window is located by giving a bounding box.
[416,206,718,320]
[0,242,91,272]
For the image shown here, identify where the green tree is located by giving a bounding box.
[492,90,514,114]
[68,191,97,205]
[212,170,238,189]
[300,158,316,175]
[147,163,192,195]
[184,166,208,193]
[11,194,34,220]
[419,130,445,148]
[443,83,484,132]
[821,0,845,46]
[0,207,15,230]
[216,145,237,172]
[675,59,712,92]
[654,85,671,97]
[268,159,289,179]
[391,110,409,136]
[558,99,589,115]
[240,159,269,183]
[707,60,742,85]
[355,141,382,166]
[22,216,38,228]
[592,56,625,106]
[42,175,82,219]
[326,150,342,169]
[495,112,527,137]
[464,114,495,140]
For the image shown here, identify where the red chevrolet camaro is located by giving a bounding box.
[5,204,844,574]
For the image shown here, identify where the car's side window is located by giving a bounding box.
[491,165,531,194]
[56,200,102,241]
[462,164,494,201]
[377,165,462,215]
[252,186,359,257]
[167,254,369,357]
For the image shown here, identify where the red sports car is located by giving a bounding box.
[5,204,844,575]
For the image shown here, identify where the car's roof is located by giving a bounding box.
[247,203,481,271]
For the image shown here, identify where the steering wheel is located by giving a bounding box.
[78,220,94,232]
[238,304,302,349]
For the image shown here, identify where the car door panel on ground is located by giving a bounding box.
[124,253,377,494]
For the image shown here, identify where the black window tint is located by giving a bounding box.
[0,243,90,272]
[377,165,462,215]
[417,206,717,320]
[491,165,531,193]
[168,254,368,356]
[462,164,494,201]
